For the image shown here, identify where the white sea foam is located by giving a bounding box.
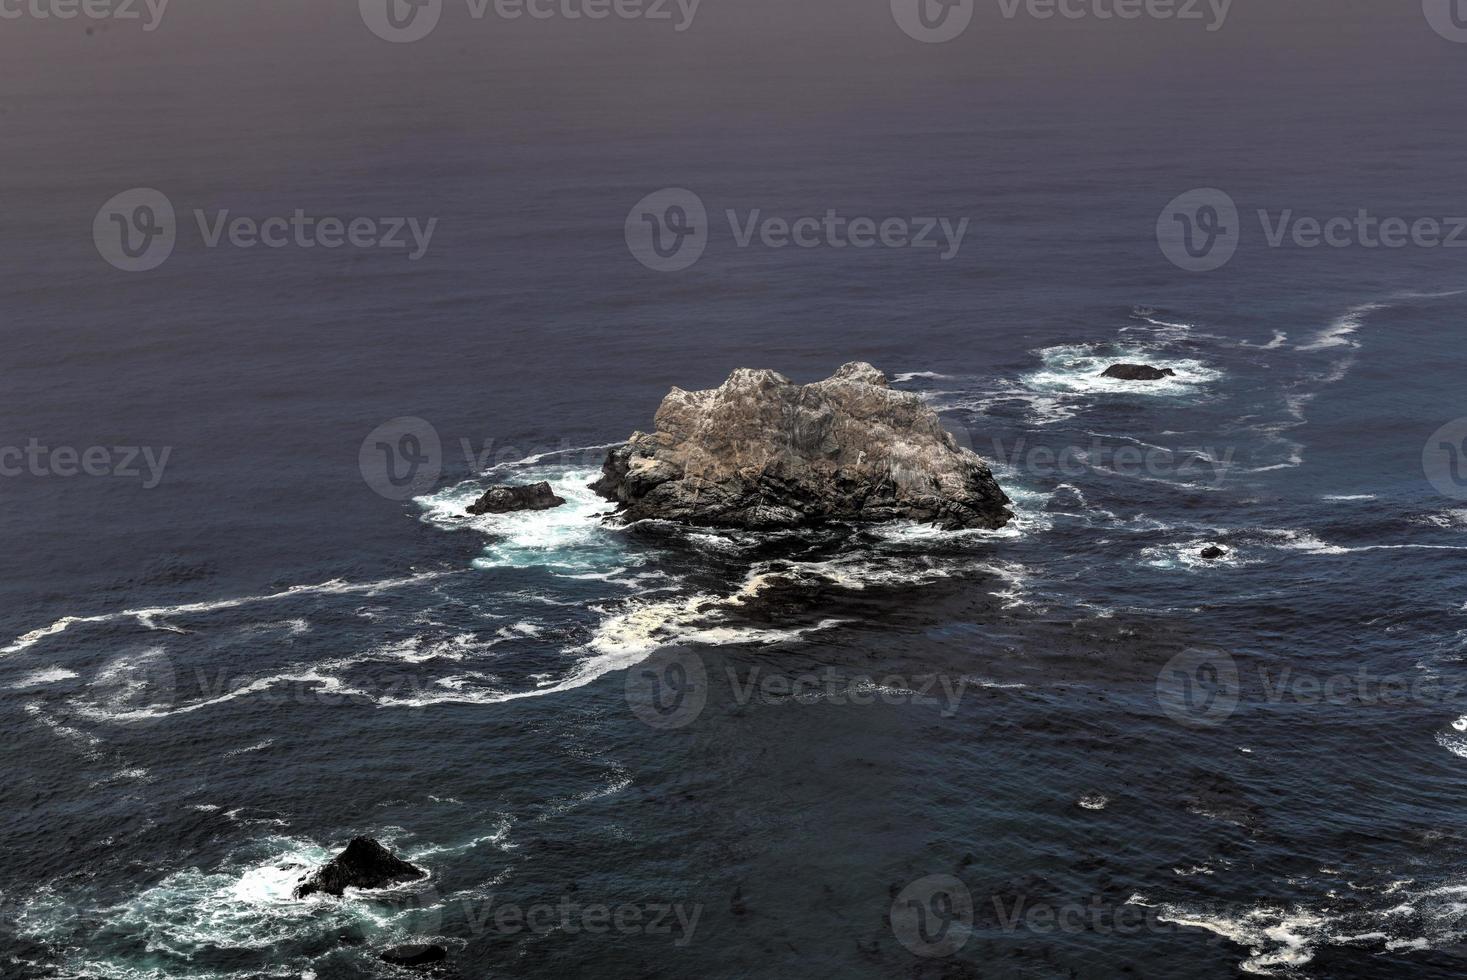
[14,835,443,977]
[2,571,456,656]
[1239,330,1289,349]
[892,370,953,383]
[416,466,628,573]
[1415,509,1467,528]
[407,815,515,858]
[1022,343,1221,397]
[931,384,1080,426]
[1126,310,1197,339]
[1130,896,1328,974]
[224,739,276,758]
[1297,303,1383,351]
[485,442,622,473]
[1262,528,1467,556]
[8,666,78,688]
[1140,540,1244,570]
[1435,731,1467,760]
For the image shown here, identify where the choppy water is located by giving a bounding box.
[5,3,1467,977]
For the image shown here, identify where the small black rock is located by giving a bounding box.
[1200,545,1227,560]
[293,837,427,899]
[1101,363,1177,381]
[466,481,566,516]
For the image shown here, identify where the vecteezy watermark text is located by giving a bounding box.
[1157,647,1467,727]
[891,0,1230,44]
[357,420,628,502]
[625,188,969,272]
[94,189,437,272]
[461,895,702,945]
[0,440,171,488]
[989,435,1235,488]
[358,0,701,43]
[890,874,1188,958]
[0,0,168,30]
[1158,188,1467,272]
[626,649,970,729]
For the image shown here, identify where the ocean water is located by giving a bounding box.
[4,2,1467,977]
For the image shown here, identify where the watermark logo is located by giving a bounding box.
[360,417,443,500]
[1157,188,1239,272]
[626,187,970,271]
[360,0,699,41]
[1156,647,1239,727]
[1160,188,1467,272]
[94,188,176,273]
[626,649,709,729]
[890,874,974,957]
[1424,0,1467,42]
[626,651,973,729]
[891,0,974,43]
[95,188,439,272]
[360,0,443,42]
[625,188,708,272]
[1424,418,1467,500]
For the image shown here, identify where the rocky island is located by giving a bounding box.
[590,362,1011,531]
[293,837,427,899]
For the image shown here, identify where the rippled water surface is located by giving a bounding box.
[5,4,1467,977]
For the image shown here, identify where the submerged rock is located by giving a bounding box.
[380,943,448,968]
[1199,545,1227,560]
[293,837,427,899]
[590,362,1010,530]
[466,481,565,516]
[1101,363,1176,381]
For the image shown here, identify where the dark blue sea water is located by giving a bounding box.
[4,2,1467,977]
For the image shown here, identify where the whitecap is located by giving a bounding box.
[7,666,78,688]
[3,571,457,656]
[892,370,953,383]
[416,466,628,573]
[225,739,276,758]
[1022,343,1222,397]
[1297,303,1383,351]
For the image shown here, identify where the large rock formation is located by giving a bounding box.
[590,363,1011,530]
[466,481,565,515]
[293,837,427,899]
[1101,363,1176,381]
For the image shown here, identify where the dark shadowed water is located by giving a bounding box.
[4,1,1467,977]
